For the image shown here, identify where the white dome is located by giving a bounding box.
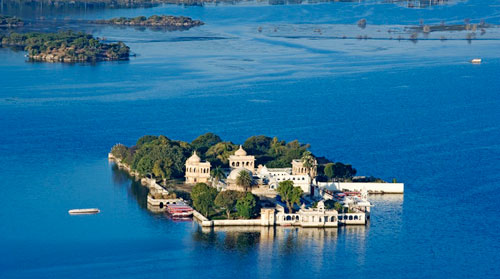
[234,145,247,156]
[187,151,201,163]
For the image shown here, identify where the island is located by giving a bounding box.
[0,15,23,28]
[0,30,129,62]
[109,133,404,228]
[93,15,204,30]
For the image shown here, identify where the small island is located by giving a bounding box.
[0,15,24,28]
[109,133,404,228]
[0,30,129,62]
[93,15,204,30]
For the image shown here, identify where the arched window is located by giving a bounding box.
[349,215,353,220]
[330,216,336,222]
[354,215,359,220]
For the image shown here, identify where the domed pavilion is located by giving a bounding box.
[185,151,211,184]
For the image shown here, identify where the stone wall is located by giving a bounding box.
[317,182,404,194]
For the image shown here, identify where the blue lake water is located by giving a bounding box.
[1,1,500,278]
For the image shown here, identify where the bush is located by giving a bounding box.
[191,183,218,217]
[236,192,260,219]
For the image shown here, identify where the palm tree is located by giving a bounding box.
[210,166,226,187]
[236,170,253,192]
[270,137,284,156]
[301,151,316,178]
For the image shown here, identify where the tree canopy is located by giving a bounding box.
[324,162,357,181]
[277,180,303,213]
[110,133,359,183]
[210,166,226,186]
[236,192,260,219]
[214,190,242,219]
[191,183,218,217]
[192,132,222,154]
[0,30,129,62]
[236,170,253,191]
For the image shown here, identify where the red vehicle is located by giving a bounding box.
[344,192,361,197]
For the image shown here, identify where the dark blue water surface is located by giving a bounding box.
[1,1,500,278]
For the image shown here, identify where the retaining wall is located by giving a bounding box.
[318,182,404,194]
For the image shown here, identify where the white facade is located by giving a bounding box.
[317,181,404,194]
[228,146,255,171]
[256,166,312,194]
[185,151,211,184]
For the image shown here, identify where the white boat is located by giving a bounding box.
[68,208,100,215]
[470,58,482,64]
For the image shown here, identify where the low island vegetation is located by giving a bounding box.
[93,15,204,30]
[110,133,396,220]
[110,133,358,182]
[0,15,23,28]
[0,30,129,62]
[191,183,261,219]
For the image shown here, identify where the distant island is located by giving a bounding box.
[93,15,204,30]
[0,30,129,62]
[0,15,23,28]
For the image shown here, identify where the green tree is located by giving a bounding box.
[236,192,259,219]
[191,132,222,154]
[152,160,165,179]
[334,202,344,212]
[152,159,173,181]
[330,162,357,180]
[111,144,128,160]
[191,183,218,217]
[301,151,316,178]
[205,141,238,167]
[324,163,335,181]
[277,180,303,213]
[210,166,226,187]
[136,156,154,176]
[236,170,253,191]
[214,190,242,219]
[269,137,286,157]
[243,135,272,155]
[136,135,158,147]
